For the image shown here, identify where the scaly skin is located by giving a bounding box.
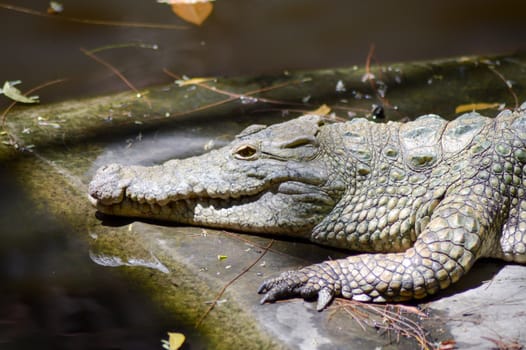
[89,103,526,310]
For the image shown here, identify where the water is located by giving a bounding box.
[1,0,524,108]
[0,165,204,350]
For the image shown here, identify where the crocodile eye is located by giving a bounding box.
[233,144,258,160]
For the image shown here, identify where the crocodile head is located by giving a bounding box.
[88,115,347,236]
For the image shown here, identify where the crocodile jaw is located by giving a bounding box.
[90,186,331,235]
[88,156,336,236]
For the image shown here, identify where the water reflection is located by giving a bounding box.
[0,165,200,350]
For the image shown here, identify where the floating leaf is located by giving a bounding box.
[361,72,375,83]
[168,332,185,350]
[159,0,213,26]
[217,254,228,261]
[47,1,64,14]
[310,104,331,116]
[455,102,501,114]
[1,81,39,104]
[175,77,214,86]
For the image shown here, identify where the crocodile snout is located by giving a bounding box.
[88,163,130,206]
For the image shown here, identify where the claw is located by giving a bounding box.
[258,268,339,310]
[259,293,272,305]
[257,281,270,294]
[316,287,334,311]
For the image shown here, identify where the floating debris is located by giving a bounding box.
[335,80,346,92]
[37,117,61,129]
[361,72,375,83]
[240,95,258,104]
[310,104,331,116]
[47,1,63,14]
[455,102,503,114]
[1,81,39,104]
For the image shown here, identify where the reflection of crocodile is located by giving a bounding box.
[89,103,526,310]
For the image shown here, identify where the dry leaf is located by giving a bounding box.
[310,104,331,116]
[437,339,456,350]
[175,77,214,86]
[167,1,213,26]
[168,332,185,350]
[1,81,39,104]
[455,102,501,114]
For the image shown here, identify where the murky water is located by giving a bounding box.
[1,0,525,107]
[0,165,208,349]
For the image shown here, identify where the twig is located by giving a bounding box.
[195,239,274,327]
[0,2,187,30]
[334,299,436,350]
[80,48,152,109]
[87,42,159,54]
[163,68,311,118]
[487,65,519,109]
[363,44,403,118]
[365,43,375,84]
[220,230,310,263]
[164,68,306,106]
[482,335,523,350]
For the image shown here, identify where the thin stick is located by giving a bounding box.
[163,68,311,118]
[163,68,306,107]
[87,42,159,54]
[364,44,396,111]
[0,2,187,30]
[220,230,310,263]
[80,48,152,109]
[487,65,519,109]
[365,43,375,83]
[335,299,435,350]
[195,239,274,327]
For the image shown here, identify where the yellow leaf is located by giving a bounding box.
[171,2,213,26]
[176,77,214,86]
[1,81,39,104]
[309,104,331,116]
[455,102,501,114]
[217,255,228,261]
[168,332,185,350]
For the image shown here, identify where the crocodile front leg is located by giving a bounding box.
[259,191,501,310]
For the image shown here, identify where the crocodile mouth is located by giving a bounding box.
[89,180,334,233]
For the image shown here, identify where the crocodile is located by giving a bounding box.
[89,103,526,310]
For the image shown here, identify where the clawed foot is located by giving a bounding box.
[258,269,337,311]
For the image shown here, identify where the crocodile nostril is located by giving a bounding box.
[88,163,128,205]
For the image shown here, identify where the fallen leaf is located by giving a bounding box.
[1,81,39,104]
[437,339,456,350]
[361,72,375,83]
[310,104,331,116]
[164,1,213,26]
[47,1,64,14]
[168,332,185,350]
[455,102,501,114]
[175,77,214,86]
